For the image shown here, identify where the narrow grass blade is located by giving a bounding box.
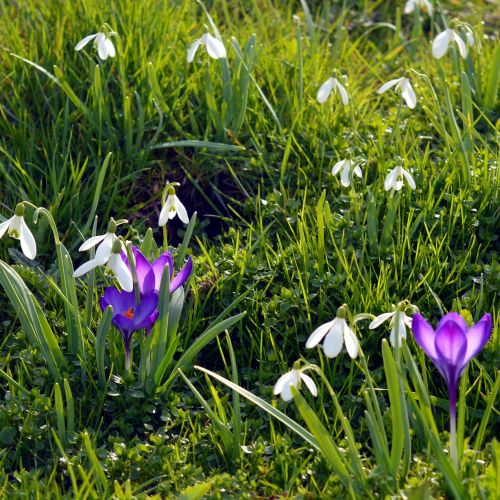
[96,306,113,388]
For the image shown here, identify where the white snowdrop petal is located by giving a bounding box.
[95,234,115,262]
[400,80,417,109]
[79,234,107,251]
[336,80,349,105]
[340,164,351,187]
[104,38,116,58]
[369,312,395,329]
[332,159,346,176]
[110,255,133,292]
[187,38,203,63]
[306,319,336,348]
[73,258,100,277]
[384,168,399,191]
[322,322,344,358]
[75,34,97,51]
[404,315,413,328]
[452,32,467,59]
[432,30,451,59]
[97,39,109,60]
[353,165,363,178]
[403,0,415,14]
[317,78,334,104]
[280,383,294,402]
[343,325,359,359]
[175,198,189,224]
[0,218,12,239]
[205,33,227,59]
[274,372,292,395]
[20,218,36,259]
[300,373,318,397]
[158,196,176,226]
[402,168,416,189]
[377,78,402,94]
[10,215,22,236]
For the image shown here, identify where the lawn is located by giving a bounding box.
[0,0,498,497]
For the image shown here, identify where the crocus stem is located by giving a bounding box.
[124,337,132,372]
[449,385,458,472]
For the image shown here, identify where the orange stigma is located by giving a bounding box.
[124,308,134,319]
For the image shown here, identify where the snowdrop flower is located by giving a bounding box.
[404,0,433,16]
[104,240,133,292]
[187,33,226,62]
[159,187,189,226]
[332,159,362,187]
[384,166,416,191]
[377,76,417,109]
[432,28,467,59]
[317,76,349,105]
[73,218,119,278]
[75,31,116,60]
[306,305,359,359]
[0,204,36,260]
[273,363,318,402]
[369,302,417,347]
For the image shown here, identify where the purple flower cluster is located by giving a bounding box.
[100,246,193,366]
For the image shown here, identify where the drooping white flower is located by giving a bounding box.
[0,204,36,260]
[332,159,362,187]
[369,306,414,348]
[105,244,133,292]
[73,219,118,278]
[273,366,318,402]
[75,31,116,60]
[159,189,189,226]
[432,28,467,59]
[317,77,349,105]
[187,33,227,63]
[384,166,416,191]
[306,306,359,359]
[377,76,417,109]
[404,0,433,16]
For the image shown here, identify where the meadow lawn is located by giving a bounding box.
[0,0,498,497]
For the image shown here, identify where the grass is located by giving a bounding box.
[0,0,499,497]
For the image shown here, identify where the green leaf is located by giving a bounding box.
[291,386,351,488]
[196,366,319,450]
[157,311,246,390]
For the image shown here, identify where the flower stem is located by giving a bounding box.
[449,385,458,472]
[124,336,132,372]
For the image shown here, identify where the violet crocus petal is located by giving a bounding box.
[100,287,136,315]
[151,251,174,291]
[411,313,439,361]
[436,312,468,334]
[462,313,492,368]
[131,246,155,294]
[133,293,159,328]
[170,255,193,293]
[435,321,467,388]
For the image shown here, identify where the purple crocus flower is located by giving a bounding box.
[99,246,193,369]
[100,289,158,369]
[412,312,492,470]
[122,246,193,295]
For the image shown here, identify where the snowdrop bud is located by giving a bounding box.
[107,218,117,234]
[111,239,122,254]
